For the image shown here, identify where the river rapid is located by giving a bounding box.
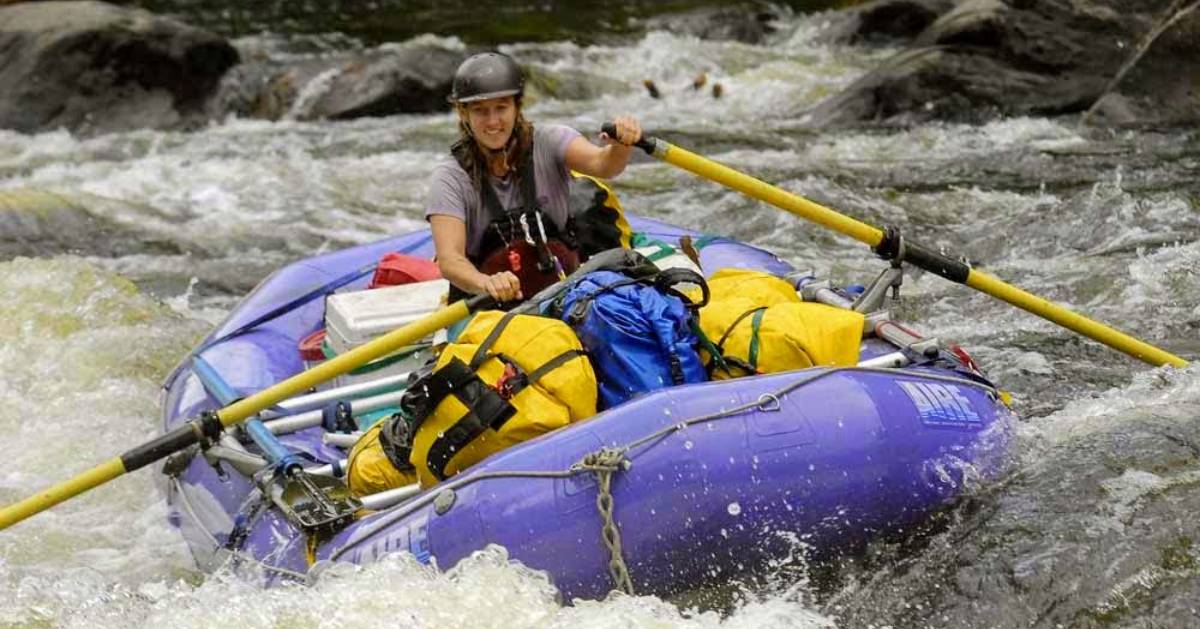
[1,5,1198,628]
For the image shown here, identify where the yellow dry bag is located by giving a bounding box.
[347,310,597,493]
[695,270,864,379]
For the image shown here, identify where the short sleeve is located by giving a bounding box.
[542,124,582,172]
[424,161,472,222]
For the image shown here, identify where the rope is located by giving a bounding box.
[575,448,635,594]
[325,365,1000,576]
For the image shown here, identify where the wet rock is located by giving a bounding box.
[524,66,631,102]
[805,0,1200,127]
[1083,4,1200,126]
[302,46,465,120]
[0,0,238,135]
[0,189,182,259]
[641,4,782,44]
[212,44,466,121]
[816,0,957,45]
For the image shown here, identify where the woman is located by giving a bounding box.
[426,51,642,304]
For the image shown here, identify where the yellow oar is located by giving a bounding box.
[605,124,1188,369]
[0,295,490,530]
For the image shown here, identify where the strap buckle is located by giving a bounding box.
[494,361,524,400]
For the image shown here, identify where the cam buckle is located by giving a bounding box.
[494,362,522,400]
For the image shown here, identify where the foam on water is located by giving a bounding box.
[511,12,891,139]
[2,546,836,629]
[808,117,1086,168]
[0,261,839,626]
[1,7,1197,626]
[1,118,442,260]
[1020,363,1199,449]
[0,257,205,596]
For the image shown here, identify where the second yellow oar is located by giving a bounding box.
[0,295,490,531]
[607,124,1187,369]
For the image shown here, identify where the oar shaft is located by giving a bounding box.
[640,136,1188,369]
[967,270,1188,368]
[0,296,485,531]
[216,299,472,428]
[649,139,885,247]
[0,458,126,529]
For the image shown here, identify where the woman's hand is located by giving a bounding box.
[566,115,642,179]
[600,115,642,147]
[482,271,522,302]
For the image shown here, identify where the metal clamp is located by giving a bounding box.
[852,265,904,313]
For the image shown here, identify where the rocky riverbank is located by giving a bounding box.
[806,0,1200,126]
[1,0,1195,135]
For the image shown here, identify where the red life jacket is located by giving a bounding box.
[449,134,580,303]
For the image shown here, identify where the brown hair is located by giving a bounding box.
[454,98,534,185]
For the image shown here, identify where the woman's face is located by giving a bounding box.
[462,96,517,151]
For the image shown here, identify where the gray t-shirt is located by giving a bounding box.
[425,124,582,258]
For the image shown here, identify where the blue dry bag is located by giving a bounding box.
[555,268,709,408]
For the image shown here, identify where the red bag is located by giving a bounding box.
[369,253,441,288]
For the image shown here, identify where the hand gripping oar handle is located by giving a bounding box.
[603,122,1189,369]
[601,122,655,154]
[0,294,493,530]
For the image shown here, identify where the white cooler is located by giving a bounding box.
[323,279,451,388]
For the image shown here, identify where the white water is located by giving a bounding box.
[1,9,1197,628]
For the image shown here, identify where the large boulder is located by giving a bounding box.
[211,44,466,121]
[816,0,957,45]
[0,0,238,134]
[641,4,783,44]
[804,0,1200,126]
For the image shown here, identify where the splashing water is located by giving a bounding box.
[1,6,1197,628]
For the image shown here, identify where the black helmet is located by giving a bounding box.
[449,52,524,104]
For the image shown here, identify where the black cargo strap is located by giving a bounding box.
[423,357,517,480]
[710,306,767,376]
[424,310,589,481]
[656,267,710,309]
[378,412,415,472]
[565,268,708,326]
[470,311,519,369]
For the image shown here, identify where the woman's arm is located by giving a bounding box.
[430,214,522,301]
[564,116,642,179]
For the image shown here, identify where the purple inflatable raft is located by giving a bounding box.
[159,216,1015,600]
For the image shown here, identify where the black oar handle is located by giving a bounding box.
[134,295,495,473]
[466,293,496,311]
[601,122,655,154]
[122,412,223,472]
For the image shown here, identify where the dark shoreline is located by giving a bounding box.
[112,0,850,46]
